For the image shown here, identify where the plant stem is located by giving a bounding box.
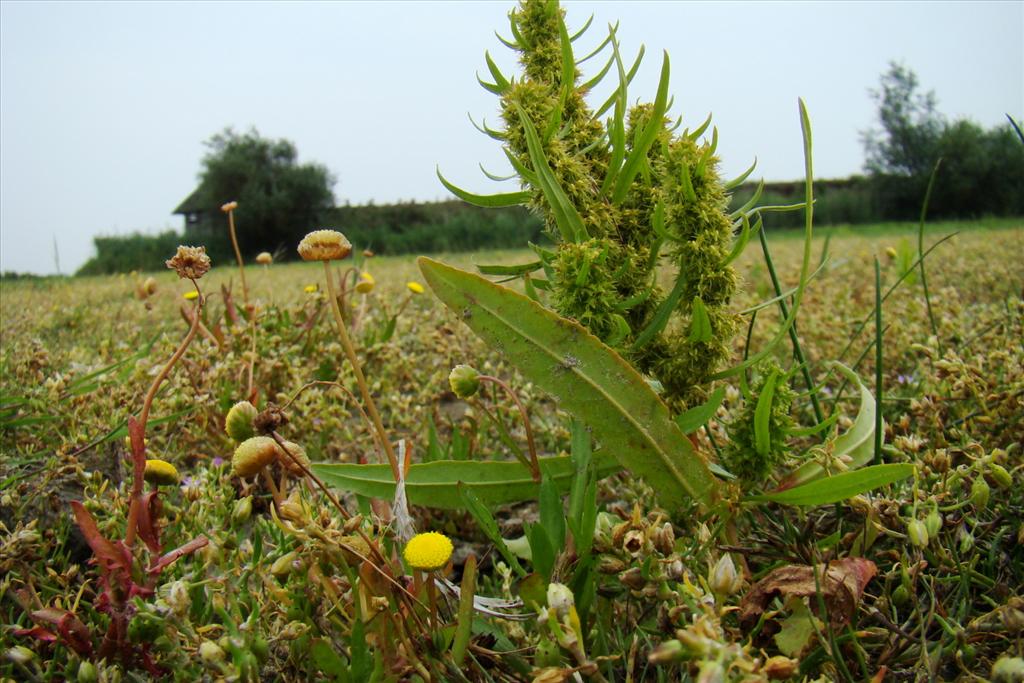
[918,158,942,348]
[323,261,400,481]
[874,258,884,466]
[480,375,541,482]
[128,286,203,548]
[758,228,824,425]
[226,209,249,307]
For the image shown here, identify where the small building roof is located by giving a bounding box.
[172,187,210,215]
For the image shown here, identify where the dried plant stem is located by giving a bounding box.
[127,286,203,548]
[226,209,249,307]
[282,380,388,465]
[480,375,540,482]
[322,261,400,480]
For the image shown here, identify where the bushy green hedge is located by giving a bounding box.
[77,202,544,274]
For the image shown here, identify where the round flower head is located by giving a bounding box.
[407,281,424,294]
[166,245,211,280]
[232,436,280,478]
[448,365,480,399]
[225,400,258,443]
[304,284,319,294]
[144,459,180,486]
[355,272,375,294]
[221,201,238,213]
[297,229,352,262]
[362,249,375,258]
[277,440,310,476]
[183,290,199,301]
[255,251,273,266]
[403,532,453,571]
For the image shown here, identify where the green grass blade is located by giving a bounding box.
[748,464,913,506]
[418,257,719,509]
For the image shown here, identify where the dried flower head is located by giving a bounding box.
[144,459,180,486]
[403,531,453,570]
[166,245,211,280]
[355,271,375,294]
[221,201,238,213]
[362,249,375,258]
[232,436,280,478]
[255,251,273,265]
[297,229,352,261]
[407,281,425,294]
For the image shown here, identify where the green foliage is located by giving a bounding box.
[191,128,336,261]
[723,361,795,486]
[418,256,719,509]
[77,230,185,275]
[443,0,749,408]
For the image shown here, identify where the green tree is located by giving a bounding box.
[862,62,944,178]
[193,128,336,260]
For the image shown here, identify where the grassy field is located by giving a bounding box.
[1,220,1022,681]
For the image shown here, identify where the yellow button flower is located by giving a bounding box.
[406,281,425,294]
[355,271,375,294]
[183,290,199,301]
[304,284,319,293]
[403,532,453,571]
[144,459,180,486]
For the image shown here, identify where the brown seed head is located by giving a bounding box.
[297,229,351,261]
[166,245,211,280]
[255,252,273,265]
[254,403,289,434]
[221,201,238,213]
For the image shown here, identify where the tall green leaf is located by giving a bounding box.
[418,257,719,509]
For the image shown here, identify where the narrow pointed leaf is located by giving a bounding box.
[477,261,543,276]
[688,296,713,343]
[437,168,530,208]
[749,464,913,506]
[418,257,719,509]
[569,13,594,42]
[725,157,758,190]
[594,44,644,119]
[484,51,511,91]
[686,112,713,141]
[516,105,587,241]
[675,386,727,435]
[612,51,671,203]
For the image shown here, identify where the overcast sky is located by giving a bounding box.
[1,1,1020,275]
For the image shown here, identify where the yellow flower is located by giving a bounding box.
[406,281,424,294]
[403,532,453,570]
[144,459,180,486]
[304,284,319,293]
[355,271,375,294]
[183,290,199,301]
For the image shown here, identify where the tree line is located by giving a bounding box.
[76,64,1022,275]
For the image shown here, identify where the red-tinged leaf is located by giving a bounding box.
[136,491,162,554]
[148,535,208,574]
[29,608,93,656]
[14,625,58,642]
[70,501,128,573]
[127,416,146,491]
[739,557,877,630]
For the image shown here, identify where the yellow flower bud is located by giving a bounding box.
[225,401,258,443]
[448,365,481,399]
[406,281,425,294]
[355,271,375,293]
[143,459,180,486]
[183,290,199,301]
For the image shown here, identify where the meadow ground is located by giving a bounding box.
[1,219,1022,681]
